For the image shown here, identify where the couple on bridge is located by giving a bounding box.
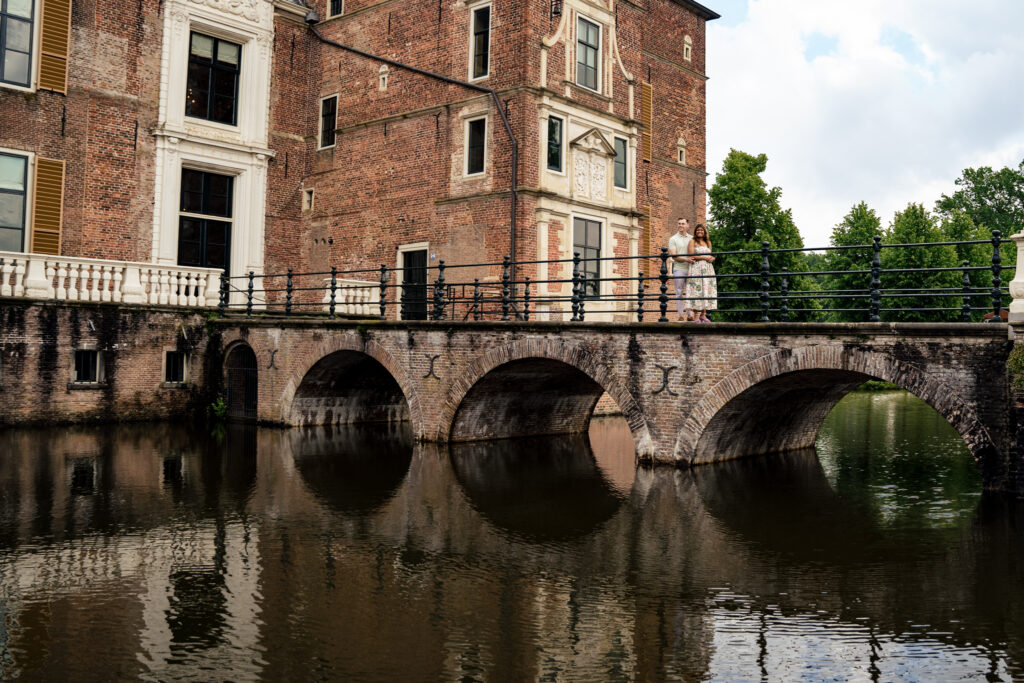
[668,217,718,322]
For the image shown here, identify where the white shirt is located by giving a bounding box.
[668,232,692,274]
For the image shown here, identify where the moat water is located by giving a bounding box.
[0,391,1022,681]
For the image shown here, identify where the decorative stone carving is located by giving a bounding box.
[188,0,260,22]
[590,159,606,200]
[570,128,614,201]
[573,149,589,196]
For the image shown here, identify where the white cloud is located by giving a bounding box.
[706,0,1024,245]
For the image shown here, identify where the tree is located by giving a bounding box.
[881,204,960,322]
[822,202,882,321]
[707,150,816,320]
[936,160,1024,242]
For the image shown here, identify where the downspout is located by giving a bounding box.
[303,13,519,270]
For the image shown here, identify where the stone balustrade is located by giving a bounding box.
[0,251,223,308]
[1009,232,1024,325]
[321,277,380,316]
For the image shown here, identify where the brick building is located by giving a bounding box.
[0,0,717,317]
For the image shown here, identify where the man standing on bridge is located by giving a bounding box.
[668,217,695,321]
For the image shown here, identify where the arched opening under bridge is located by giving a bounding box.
[289,350,410,426]
[224,343,258,422]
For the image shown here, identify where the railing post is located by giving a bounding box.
[658,248,669,323]
[759,241,770,323]
[1008,231,1024,325]
[379,264,388,320]
[285,268,293,317]
[780,266,790,322]
[990,229,1003,322]
[870,235,882,322]
[637,280,645,323]
[218,273,228,316]
[961,260,972,323]
[571,252,581,322]
[473,278,482,321]
[246,271,254,318]
[329,266,337,320]
[578,273,586,321]
[433,259,446,321]
[501,255,511,321]
[523,276,531,322]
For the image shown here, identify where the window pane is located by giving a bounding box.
[614,138,627,188]
[190,33,214,59]
[212,69,236,98]
[467,118,485,174]
[185,63,210,118]
[212,94,236,124]
[7,0,32,18]
[547,117,562,171]
[75,351,98,383]
[216,41,240,67]
[0,192,24,228]
[3,50,29,85]
[6,18,31,51]
[0,226,22,251]
[0,154,25,190]
[166,352,185,383]
[177,240,200,266]
[179,217,200,242]
[329,0,342,15]
[206,220,229,245]
[474,6,489,33]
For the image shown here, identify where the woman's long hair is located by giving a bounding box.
[693,223,712,250]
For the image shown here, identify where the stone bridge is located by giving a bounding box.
[214,319,1020,492]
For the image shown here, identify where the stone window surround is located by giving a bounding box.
[463,113,489,178]
[467,0,491,82]
[574,13,602,94]
[318,93,338,150]
[161,347,190,386]
[68,347,104,387]
[0,0,39,93]
[546,114,566,176]
[395,241,429,289]
[684,35,693,62]
[0,145,33,253]
[326,0,343,19]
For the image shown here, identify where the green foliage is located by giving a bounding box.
[857,380,900,391]
[881,204,960,321]
[207,396,228,421]
[936,160,1024,244]
[708,150,817,320]
[1008,344,1024,391]
[822,202,882,321]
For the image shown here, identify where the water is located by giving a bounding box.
[0,391,1022,681]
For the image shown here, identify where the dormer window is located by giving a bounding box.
[576,17,600,92]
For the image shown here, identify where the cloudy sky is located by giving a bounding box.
[705,0,1024,246]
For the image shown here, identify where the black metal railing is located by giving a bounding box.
[215,230,1013,324]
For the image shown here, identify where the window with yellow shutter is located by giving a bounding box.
[30,157,64,255]
[640,82,653,162]
[37,0,71,93]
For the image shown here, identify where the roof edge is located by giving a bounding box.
[669,0,721,21]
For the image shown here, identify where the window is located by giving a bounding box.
[547,116,563,172]
[328,0,342,17]
[576,17,600,92]
[302,188,314,212]
[185,32,241,126]
[470,5,490,80]
[73,349,101,383]
[1,0,32,87]
[178,169,233,273]
[0,151,27,251]
[683,35,692,62]
[613,137,627,189]
[466,117,486,176]
[319,95,337,149]
[165,351,186,383]
[573,217,601,298]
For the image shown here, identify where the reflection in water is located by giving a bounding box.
[0,396,1021,681]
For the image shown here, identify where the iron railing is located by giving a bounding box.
[216,230,1012,324]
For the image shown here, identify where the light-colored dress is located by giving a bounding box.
[686,245,718,310]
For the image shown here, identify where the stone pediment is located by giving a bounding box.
[570,128,615,157]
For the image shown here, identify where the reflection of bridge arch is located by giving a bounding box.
[279,337,423,433]
[440,339,653,457]
[676,347,1002,481]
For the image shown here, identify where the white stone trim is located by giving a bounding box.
[467,1,492,82]
[463,114,489,177]
[0,147,34,253]
[574,13,603,94]
[318,93,338,150]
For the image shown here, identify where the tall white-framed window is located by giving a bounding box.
[185,31,242,126]
[576,15,601,93]
[572,215,602,298]
[464,115,487,177]
[0,148,30,252]
[546,115,565,173]
[327,0,343,18]
[613,136,628,190]
[469,3,490,81]
[319,94,337,149]
[0,0,34,89]
[177,167,234,274]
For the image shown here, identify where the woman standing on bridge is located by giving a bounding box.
[686,224,718,322]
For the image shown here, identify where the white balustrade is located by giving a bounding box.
[0,250,223,309]
[1009,232,1024,324]
[322,277,380,316]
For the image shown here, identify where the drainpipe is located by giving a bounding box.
[303,13,519,272]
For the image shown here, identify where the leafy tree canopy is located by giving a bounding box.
[936,160,1024,241]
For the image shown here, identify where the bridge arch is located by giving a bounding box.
[223,341,258,421]
[440,339,654,458]
[675,346,1001,476]
[279,336,423,434]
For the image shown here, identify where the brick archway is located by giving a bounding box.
[439,339,654,458]
[675,346,1000,470]
[277,335,424,435]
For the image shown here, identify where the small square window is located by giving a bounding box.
[73,350,100,383]
[165,351,186,383]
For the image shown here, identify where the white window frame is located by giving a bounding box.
[326,0,344,19]
[570,212,605,299]
[463,114,488,177]
[0,146,33,253]
[546,114,566,175]
[318,93,338,150]
[395,241,429,288]
[613,135,628,190]
[184,30,244,129]
[177,163,237,272]
[468,2,491,82]
[70,348,104,385]
[683,35,693,63]
[162,348,190,385]
[0,0,41,93]
[575,15,602,94]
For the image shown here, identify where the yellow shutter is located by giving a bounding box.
[38,0,72,93]
[640,82,653,162]
[640,207,652,276]
[31,158,65,255]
